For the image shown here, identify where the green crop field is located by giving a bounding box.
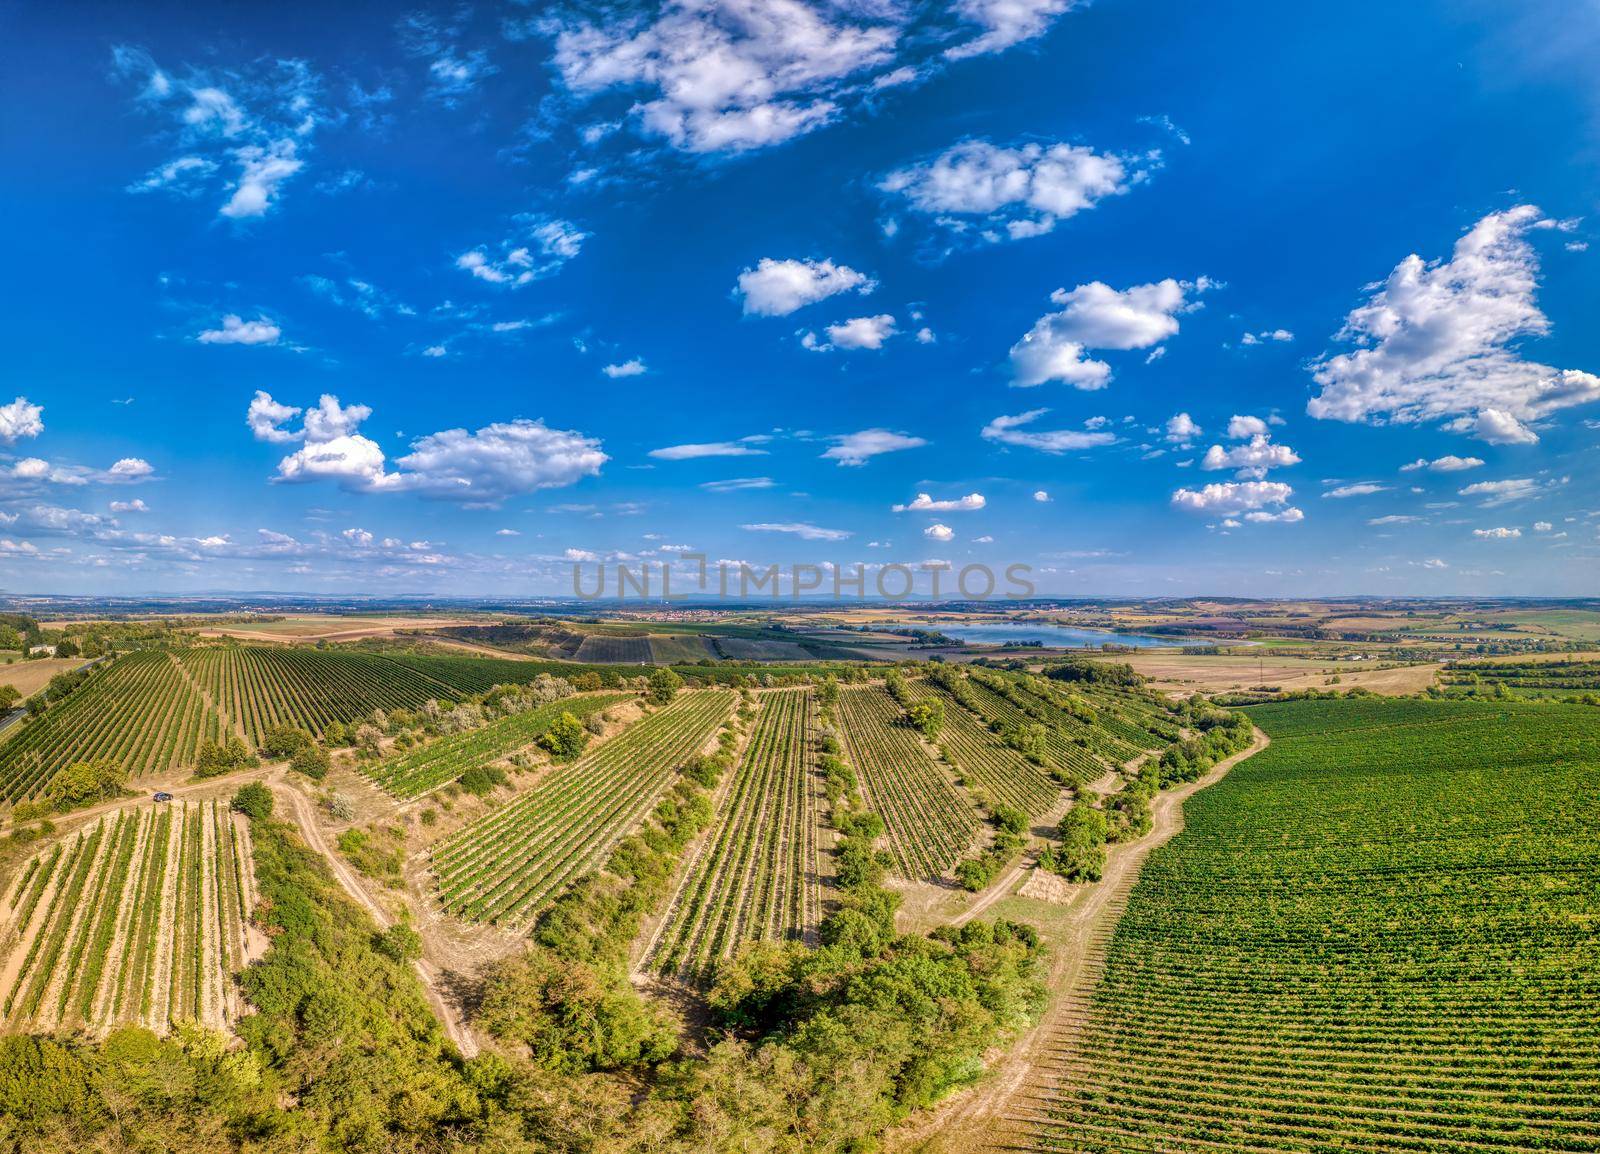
[432,689,735,929]
[0,651,228,801]
[835,684,979,880]
[904,679,1063,817]
[365,691,631,798]
[648,688,823,980]
[0,799,255,1036]
[1025,696,1600,1152]
[1440,657,1600,699]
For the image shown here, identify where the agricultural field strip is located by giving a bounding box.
[834,685,979,881]
[1024,698,1600,1153]
[960,677,1108,786]
[432,690,735,929]
[0,650,226,801]
[649,688,821,979]
[903,680,1061,816]
[0,800,253,1036]
[366,691,631,799]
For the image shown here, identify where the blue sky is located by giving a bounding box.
[2,0,1599,597]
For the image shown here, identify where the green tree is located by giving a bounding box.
[646,666,683,705]
[536,712,589,760]
[230,782,274,821]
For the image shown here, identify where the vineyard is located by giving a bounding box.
[573,636,652,664]
[176,646,464,743]
[1441,657,1600,699]
[648,688,823,980]
[1024,697,1600,1152]
[0,651,227,802]
[432,689,735,929]
[0,799,256,1036]
[903,679,1063,817]
[365,692,631,798]
[835,685,979,880]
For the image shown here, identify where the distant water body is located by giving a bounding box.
[931,622,1180,648]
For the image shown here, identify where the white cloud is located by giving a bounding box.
[565,547,600,562]
[1240,328,1293,346]
[1473,526,1521,539]
[735,258,874,317]
[253,392,606,504]
[110,498,149,514]
[1401,455,1484,473]
[422,345,448,358]
[549,1,899,154]
[802,314,897,351]
[974,534,994,543]
[457,217,587,287]
[742,521,852,541]
[821,428,927,466]
[1225,414,1270,439]
[924,523,955,541]
[1533,521,1553,532]
[1322,482,1388,499]
[1033,490,1050,502]
[496,528,521,537]
[1242,507,1305,523]
[602,358,648,378]
[947,0,1081,59]
[0,398,44,443]
[1201,434,1300,475]
[128,155,217,195]
[198,314,281,346]
[1171,480,1297,518]
[107,458,155,481]
[701,476,775,492]
[915,327,936,344]
[650,438,769,460]
[981,409,1117,453]
[1369,514,1422,525]
[342,527,374,547]
[1165,412,1201,444]
[1309,205,1600,441]
[220,139,303,219]
[247,391,303,443]
[1459,408,1539,445]
[892,492,986,513]
[879,139,1145,241]
[1459,477,1544,507]
[1011,278,1210,388]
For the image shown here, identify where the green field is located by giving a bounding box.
[1028,696,1600,1151]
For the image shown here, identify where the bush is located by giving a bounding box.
[231,782,274,821]
[457,765,508,796]
[645,666,683,705]
[194,736,258,779]
[536,712,589,760]
[374,924,423,964]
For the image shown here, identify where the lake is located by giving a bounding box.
[928,622,1180,649]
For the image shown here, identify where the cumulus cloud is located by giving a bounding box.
[1240,328,1293,346]
[1308,205,1600,442]
[892,492,986,513]
[741,521,852,541]
[1201,434,1301,476]
[249,392,607,504]
[981,409,1117,453]
[198,314,281,345]
[1165,412,1201,444]
[802,314,897,351]
[0,398,44,444]
[602,358,647,378]
[879,138,1147,242]
[735,258,874,317]
[1225,414,1270,439]
[650,437,770,460]
[1401,455,1484,473]
[110,498,149,514]
[1473,526,1521,538]
[1171,480,1299,520]
[1033,490,1050,502]
[220,140,303,219]
[1011,278,1211,388]
[924,523,955,541]
[820,429,926,466]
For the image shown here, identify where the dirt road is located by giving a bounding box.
[893,727,1269,1153]
[272,781,480,1057]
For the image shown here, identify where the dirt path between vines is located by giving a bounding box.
[272,781,480,1058]
[892,727,1269,1154]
